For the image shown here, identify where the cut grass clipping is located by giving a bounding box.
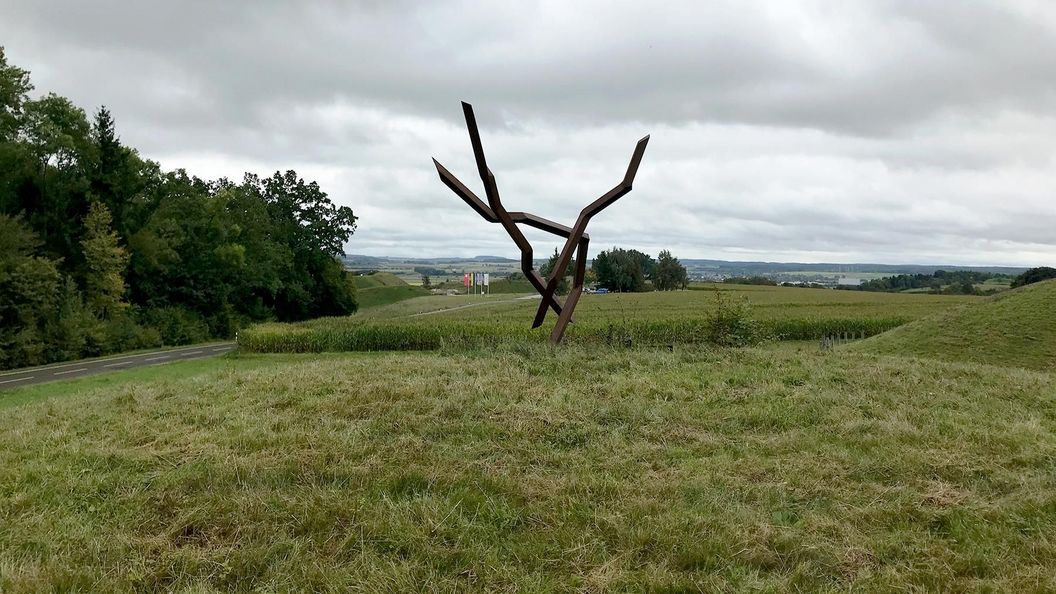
[1,348,1054,591]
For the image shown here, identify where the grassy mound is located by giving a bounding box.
[852,279,1056,371]
[351,272,408,290]
[2,348,1055,591]
[350,272,430,309]
[476,277,534,294]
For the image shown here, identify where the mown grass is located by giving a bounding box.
[350,272,408,290]
[354,285,431,309]
[852,279,1056,371]
[347,272,431,309]
[1,347,1054,591]
[242,284,974,353]
[0,353,266,411]
[478,277,535,293]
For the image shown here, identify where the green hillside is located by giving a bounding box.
[852,279,1056,370]
[351,271,409,290]
[351,272,430,309]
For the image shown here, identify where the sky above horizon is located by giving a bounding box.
[2,0,1055,267]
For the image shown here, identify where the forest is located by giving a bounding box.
[850,270,1007,294]
[0,48,358,370]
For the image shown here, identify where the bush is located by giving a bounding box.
[103,314,163,352]
[704,293,763,346]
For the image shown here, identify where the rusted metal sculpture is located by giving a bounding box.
[433,102,649,344]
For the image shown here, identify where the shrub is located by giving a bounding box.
[704,293,763,346]
[103,314,163,352]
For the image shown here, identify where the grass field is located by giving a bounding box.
[2,345,1054,592]
[853,279,1056,371]
[241,284,977,353]
[6,283,1050,591]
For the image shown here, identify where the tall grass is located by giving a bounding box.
[239,285,955,353]
[238,315,908,353]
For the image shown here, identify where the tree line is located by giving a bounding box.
[722,276,777,286]
[1012,267,1056,288]
[533,247,688,293]
[0,48,358,369]
[845,270,1010,295]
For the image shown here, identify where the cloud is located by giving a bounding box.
[2,0,1054,265]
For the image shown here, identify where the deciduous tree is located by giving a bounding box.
[592,247,648,292]
[654,249,688,290]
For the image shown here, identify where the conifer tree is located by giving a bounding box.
[81,201,129,317]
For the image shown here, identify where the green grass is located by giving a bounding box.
[852,279,1056,371]
[355,285,431,309]
[356,294,529,320]
[0,354,264,410]
[241,284,976,353]
[437,278,536,294]
[372,284,975,325]
[2,347,1055,591]
[477,277,535,293]
[351,271,408,290]
[347,272,432,309]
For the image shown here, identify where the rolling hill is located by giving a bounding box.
[851,279,1056,371]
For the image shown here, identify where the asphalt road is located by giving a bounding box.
[0,342,237,390]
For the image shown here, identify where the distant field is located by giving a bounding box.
[348,260,523,286]
[773,271,893,280]
[240,284,977,353]
[2,346,1054,591]
[853,279,1056,371]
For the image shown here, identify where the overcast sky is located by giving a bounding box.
[3,0,1054,266]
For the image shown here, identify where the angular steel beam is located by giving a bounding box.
[432,102,648,344]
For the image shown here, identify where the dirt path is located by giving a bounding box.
[405,294,539,318]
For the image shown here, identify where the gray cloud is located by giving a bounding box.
[2,0,1054,266]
